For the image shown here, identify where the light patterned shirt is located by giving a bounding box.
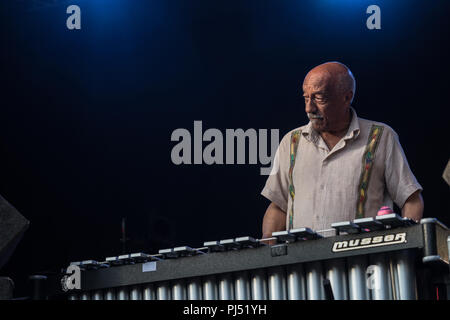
[261,108,422,231]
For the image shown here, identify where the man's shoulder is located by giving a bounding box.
[288,124,309,136]
[357,116,398,137]
[279,125,309,146]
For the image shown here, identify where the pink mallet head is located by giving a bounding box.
[377,206,394,216]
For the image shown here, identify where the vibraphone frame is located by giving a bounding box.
[42,217,450,300]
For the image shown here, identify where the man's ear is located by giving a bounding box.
[344,90,354,104]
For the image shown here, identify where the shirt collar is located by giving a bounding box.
[302,107,361,142]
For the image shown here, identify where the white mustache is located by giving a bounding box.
[307,113,323,120]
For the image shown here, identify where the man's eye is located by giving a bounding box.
[315,97,327,103]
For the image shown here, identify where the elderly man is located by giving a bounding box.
[261,62,424,239]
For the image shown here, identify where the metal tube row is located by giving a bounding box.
[67,250,417,300]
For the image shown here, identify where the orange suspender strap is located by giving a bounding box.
[356,124,384,219]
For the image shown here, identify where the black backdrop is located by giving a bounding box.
[1,0,449,297]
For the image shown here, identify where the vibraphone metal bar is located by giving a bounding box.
[45,216,450,300]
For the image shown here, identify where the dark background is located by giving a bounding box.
[1,0,449,297]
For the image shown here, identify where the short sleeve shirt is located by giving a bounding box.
[261,108,422,231]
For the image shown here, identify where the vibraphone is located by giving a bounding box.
[43,215,450,300]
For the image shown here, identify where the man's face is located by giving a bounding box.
[302,72,348,133]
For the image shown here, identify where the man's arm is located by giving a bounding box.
[401,190,424,222]
[262,202,286,242]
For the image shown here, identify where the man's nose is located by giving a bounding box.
[305,99,317,114]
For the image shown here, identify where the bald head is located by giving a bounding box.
[302,62,355,133]
[304,62,356,104]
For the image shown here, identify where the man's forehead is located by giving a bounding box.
[303,69,333,85]
[302,78,332,93]
[302,62,352,93]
